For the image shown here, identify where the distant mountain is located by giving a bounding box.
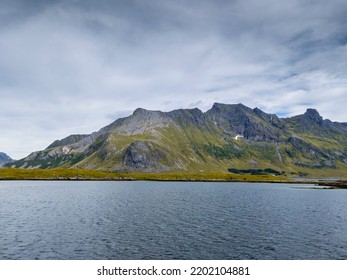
[7,103,347,178]
[0,152,14,167]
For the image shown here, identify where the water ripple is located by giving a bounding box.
[0,181,347,259]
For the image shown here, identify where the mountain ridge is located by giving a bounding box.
[0,152,14,167]
[7,103,347,178]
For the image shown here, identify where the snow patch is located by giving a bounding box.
[62,146,70,154]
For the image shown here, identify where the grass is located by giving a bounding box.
[126,171,289,182]
[0,168,289,182]
[0,168,119,180]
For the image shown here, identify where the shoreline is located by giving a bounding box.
[1,179,346,189]
[0,176,342,187]
[0,168,346,188]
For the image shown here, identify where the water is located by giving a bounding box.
[0,181,346,260]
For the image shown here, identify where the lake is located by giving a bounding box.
[0,181,346,260]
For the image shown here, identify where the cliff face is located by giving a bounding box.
[7,103,347,177]
[205,103,285,141]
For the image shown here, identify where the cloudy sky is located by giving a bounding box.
[1,0,347,159]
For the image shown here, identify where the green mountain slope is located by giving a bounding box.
[7,103,347,178]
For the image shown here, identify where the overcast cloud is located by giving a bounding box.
[1,0,347,159]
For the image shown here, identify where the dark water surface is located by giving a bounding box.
[0,181,346,260]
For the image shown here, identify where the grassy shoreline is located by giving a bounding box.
[0,167,331,185]
[1,168,346,189]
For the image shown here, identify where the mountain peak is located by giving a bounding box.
[0,152,14,166]
[304,108,323,124]
[132,107,164,117]
[168,107,205,127]
[206,102,283,141]
[211,102,249,110]
[304,108,321,117]
[133,108,148,115]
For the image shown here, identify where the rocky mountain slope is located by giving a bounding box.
[0,152,14,167]
[7,103,347,177]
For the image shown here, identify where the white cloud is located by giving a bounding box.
[1,0,347,159]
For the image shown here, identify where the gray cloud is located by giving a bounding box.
[1,0,347,158]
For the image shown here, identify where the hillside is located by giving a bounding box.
[7,103,347,178]
[0,152,14,167]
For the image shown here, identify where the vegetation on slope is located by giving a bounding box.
[5,103,347,179]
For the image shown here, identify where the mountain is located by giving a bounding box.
[0,152,14,167]
[7,103,347,178]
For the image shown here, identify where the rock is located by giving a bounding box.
[206,103,282,141]
[304,108,323,125]
[122,141,167,170]
[47,134,89,149]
